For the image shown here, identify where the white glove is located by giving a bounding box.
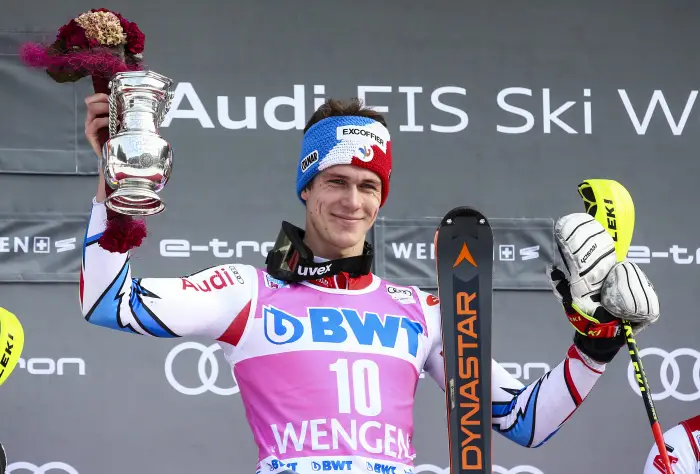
[552,213,618,316]
[601,261,660,334]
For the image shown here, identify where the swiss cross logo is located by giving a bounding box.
[33,236,50,253]
[499,244,515,261]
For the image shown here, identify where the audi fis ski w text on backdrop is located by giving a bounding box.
[162,83,696,136]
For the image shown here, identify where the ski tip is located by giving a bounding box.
[438,206,489,227]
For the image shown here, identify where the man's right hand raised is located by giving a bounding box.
[84,93,110,202]
[85,93,110,157]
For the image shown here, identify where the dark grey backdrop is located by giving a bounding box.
[1,2,699,473]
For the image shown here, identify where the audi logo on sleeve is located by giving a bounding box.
[627,347,700,401]
[164,342,240,396]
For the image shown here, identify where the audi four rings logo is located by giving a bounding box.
[165,342,240,395]
[413,465,544,474]
[627,347,700,401]
[7,462,79,474]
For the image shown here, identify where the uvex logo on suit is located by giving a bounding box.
[297,264,332,277]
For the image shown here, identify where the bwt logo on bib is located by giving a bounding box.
[367,462,397,474]
[268,460,298,471]
[312,460,352,471]
[263,305,424,357]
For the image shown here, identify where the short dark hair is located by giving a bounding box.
[303,98,387,134]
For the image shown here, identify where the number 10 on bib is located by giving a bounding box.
[434,207,493,474]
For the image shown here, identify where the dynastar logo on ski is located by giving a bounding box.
[435,207,493,474]
[455,287,482,471]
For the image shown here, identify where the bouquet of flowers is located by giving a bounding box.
[19,8,149,254]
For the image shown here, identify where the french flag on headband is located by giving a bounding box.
[295,115,393,207]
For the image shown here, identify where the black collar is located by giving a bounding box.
[265,221,374,282]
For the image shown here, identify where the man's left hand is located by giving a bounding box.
[601,260,660,334]
[549,213,661,364]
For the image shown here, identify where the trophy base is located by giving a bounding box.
[105,180,165,217]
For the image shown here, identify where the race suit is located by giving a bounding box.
[643,415,700,474]
[80,199,607,473]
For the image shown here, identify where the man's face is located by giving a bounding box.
[301,164,382,257]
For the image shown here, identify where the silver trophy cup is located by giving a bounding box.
[101,70,174,216]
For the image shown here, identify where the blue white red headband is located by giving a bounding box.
[295,115,392,207]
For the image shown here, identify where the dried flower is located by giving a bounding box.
[90,8,145,55]
[75,11,126,47]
